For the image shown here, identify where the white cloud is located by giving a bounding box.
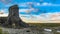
[19,4,28,7]
[22,12,60,22]
[0,9,8,13]
[19,8,35,12]
[38,2,60,6]
[0,13,8,17]
[39,12,60,20]
[0,10,4,12]
[1,12,60,23]
[19,9,29,12]
[36,3,40,6]
[42,2,52,6]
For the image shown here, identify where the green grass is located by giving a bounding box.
[0,23,60,34]
[29,23,60,27]
[0,28,2,34]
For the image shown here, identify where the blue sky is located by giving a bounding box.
[0,0,60,15]
[1,0,60,23]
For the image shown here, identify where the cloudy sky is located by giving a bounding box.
[0,0,60,23]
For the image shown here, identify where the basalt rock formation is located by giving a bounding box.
[2,5,29,28]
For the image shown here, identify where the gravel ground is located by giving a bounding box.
[2,27,40,34]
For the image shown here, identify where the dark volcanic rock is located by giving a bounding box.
[2,5,29,28]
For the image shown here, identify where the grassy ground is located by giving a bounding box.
[0,23,60,34]
[29,23,60,34]
[0,27,2,34]
[29,23,60,27]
